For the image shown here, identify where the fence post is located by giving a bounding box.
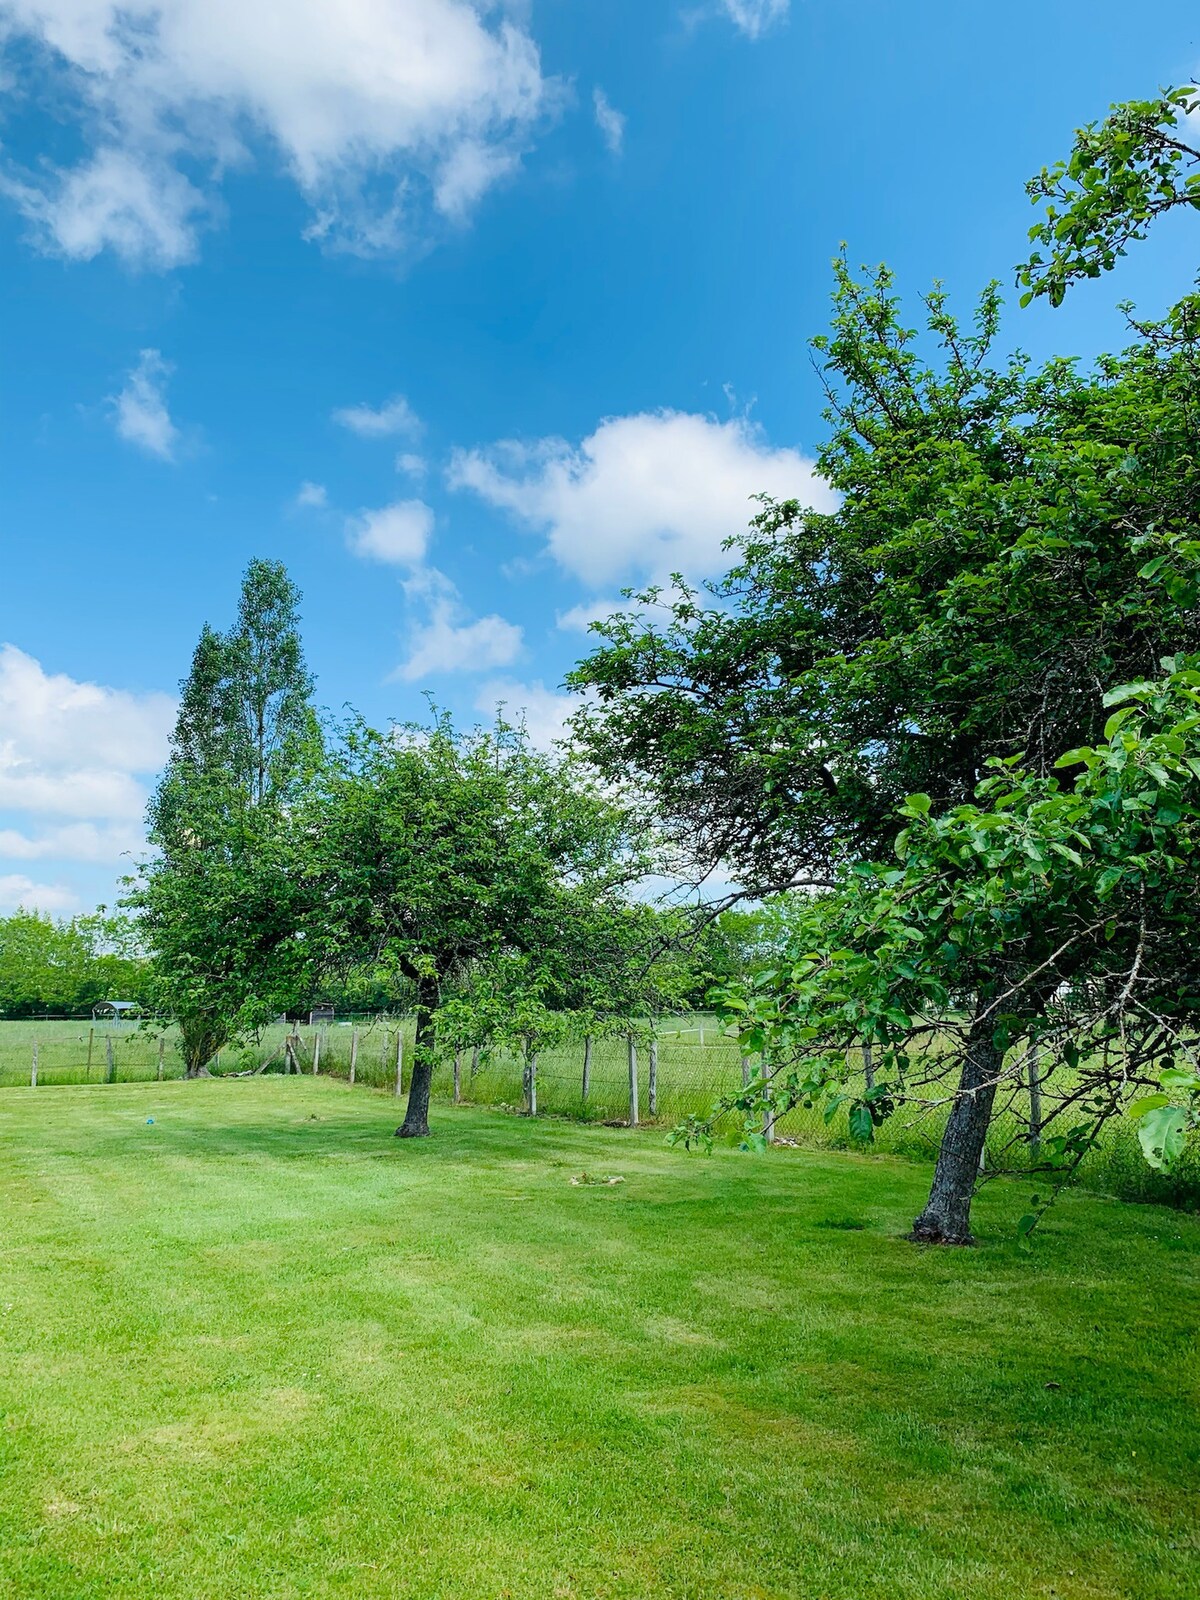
[740,1032,751,1088]
[157,1037,165,1080]
[394,1030,404,1098]
[524,1040,538,1116]
[648,1032,658,1118]
[86,1026,94,1081]
[31,1041,37,1088]
[1027,1045,1043,1157]
[762,1049,775,1145]
[349,1028,359,1086]
[698,1020,705,1048]
[381,1027,389,1077]
[312,1032,321,1076]
[862,1041,875,1091]
[105,1036,116,1084]
[453,1049,462,1104]
[582,1035,592,1103]
[627,1033,639,1128]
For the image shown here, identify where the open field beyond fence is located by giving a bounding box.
[2,1015,1196,1207]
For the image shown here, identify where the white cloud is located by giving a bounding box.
[0,147,205,269]
[449,408,834,588]
[346,499,434,565]
[396,452,428,479]
[0,822,144,863]
[0,874,79,914]
[396,599,523,681]
[334,394,422,438]
[474,678,577,750]
[295,480,328,508]
[719,0,789,37]
[107,348,179,460]
[433,138,519,220]
[592,88,625,156]
[0,644,176,908]
[556,598,625,632]
[0,645,174,776]
[0,1,553,266]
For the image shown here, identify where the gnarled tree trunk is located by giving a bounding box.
[396,976,438,1138]
[180,1014,227,1078]
[909,1000,1006,1245]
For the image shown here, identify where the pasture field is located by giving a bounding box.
[0,1077,1197,1599]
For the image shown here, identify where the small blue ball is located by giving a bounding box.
[146,1118,155,1125]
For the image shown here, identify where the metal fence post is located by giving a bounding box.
[453,1049,462,1104]
[312,1032,321,1075]
[763,1049,775,1145]
[86,1026,94,1081]
[627,1033,639,1128]
[582,1035,592,1104]
[157,1037,165,1080]
[648,1032,658,1118]
[349,1027,359,1086]
[30,1041,37,1088]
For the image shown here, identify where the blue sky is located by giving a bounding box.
[1,0,1197,915]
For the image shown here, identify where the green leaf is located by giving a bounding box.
[848,1103,874,1143]
[1102,680,1155,707]
[1137,1106,1189,1171]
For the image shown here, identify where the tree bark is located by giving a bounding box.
[396,978,438,1138]
[909,1002,1006,1245]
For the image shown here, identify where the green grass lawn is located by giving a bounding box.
[0,1079,1196,1599]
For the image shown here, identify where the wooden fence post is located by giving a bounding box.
[394,1030,404,1098]
[157,1037,165,1080]
[105,1036,116,1084]
[582,1035,592,1103]
[349,1028,359,1086]
[312,1032,321,1075]
[31,1041,38,1088]
[627,1033,639,1128]
[86,1026,94,1081]
[648,1033,658,1118]
[453,1049,462,1104]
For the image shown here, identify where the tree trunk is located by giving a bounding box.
[396,979,438,1138]
[909,1003,1006,1245]
[180,1015,224,1078]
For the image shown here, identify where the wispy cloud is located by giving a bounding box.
[334,394,422,439]
[294,480,328,509]
[395,598,523,682]
[107,348,179,460]
[717,0,789,38]
[593,88,626,156]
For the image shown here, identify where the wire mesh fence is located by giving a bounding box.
[2,1014,1195,1205]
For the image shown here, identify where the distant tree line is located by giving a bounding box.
[0,910,152,1018]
